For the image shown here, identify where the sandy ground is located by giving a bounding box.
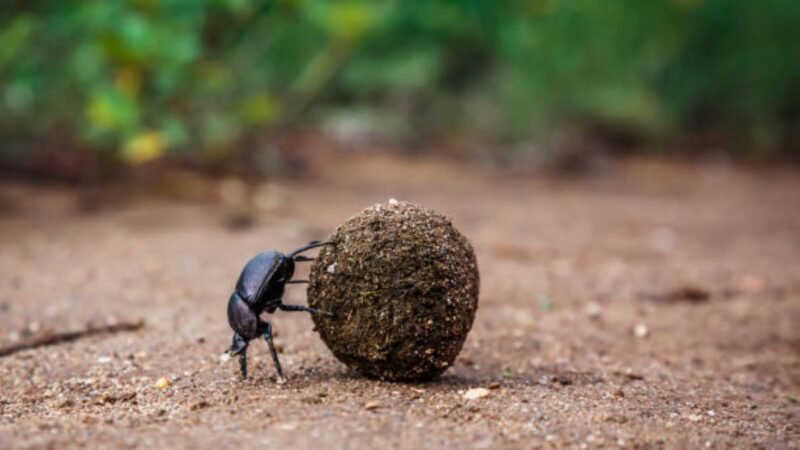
[0,155,798,449]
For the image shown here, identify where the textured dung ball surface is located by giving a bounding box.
[308,200,479,381]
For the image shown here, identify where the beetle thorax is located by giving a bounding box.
[227,293,260,339]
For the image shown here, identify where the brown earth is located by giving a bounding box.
[0,155,798,449]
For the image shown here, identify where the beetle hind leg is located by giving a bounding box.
[278,303,332,316]
[288,240,333,258]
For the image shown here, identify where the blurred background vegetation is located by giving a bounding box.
[1,0,798,175]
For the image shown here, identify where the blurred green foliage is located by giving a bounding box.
[1,0,798,162]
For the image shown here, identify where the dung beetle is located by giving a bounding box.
[222,240,333,382]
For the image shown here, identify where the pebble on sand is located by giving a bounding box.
[463,388,491,400]
[364,401,381,411]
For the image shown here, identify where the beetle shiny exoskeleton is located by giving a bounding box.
[222,240,333,382]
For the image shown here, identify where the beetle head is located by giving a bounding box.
[220,331,249,364]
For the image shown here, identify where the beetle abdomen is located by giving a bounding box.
[235,251,281,304]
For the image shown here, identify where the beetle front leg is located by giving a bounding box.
[223,332,250,380]
[239,351,248,379]
[261,321,286,383]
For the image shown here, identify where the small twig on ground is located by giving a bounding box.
[0,319,145,357]
[640,285,711,304]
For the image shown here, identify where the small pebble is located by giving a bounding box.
[364,401,381,411]
[585,302,602,320]
[190,400,210,410]
[154,377,172,389]
[633,323,649,338]
[488,382,501,390]
[464,388,490,400]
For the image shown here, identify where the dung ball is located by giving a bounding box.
[308,200,479,381]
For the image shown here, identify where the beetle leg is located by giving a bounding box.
[288,240,333,258]
[286,279,309,284]
[261,321,286,383]
[225,332,250,379]
[239,351,248,379]
[293,255,314,262]
[278,303,333,316]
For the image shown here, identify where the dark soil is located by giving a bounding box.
[0,155,798,449]
[308,200,479,381]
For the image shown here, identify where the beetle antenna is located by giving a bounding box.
[293,255,314,262]
[288,240,333,257]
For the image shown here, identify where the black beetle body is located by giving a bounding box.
[237,252,293,312]
[223,241,332,382]
[228,251,291,339]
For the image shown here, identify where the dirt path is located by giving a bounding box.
[1,157,798,449]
